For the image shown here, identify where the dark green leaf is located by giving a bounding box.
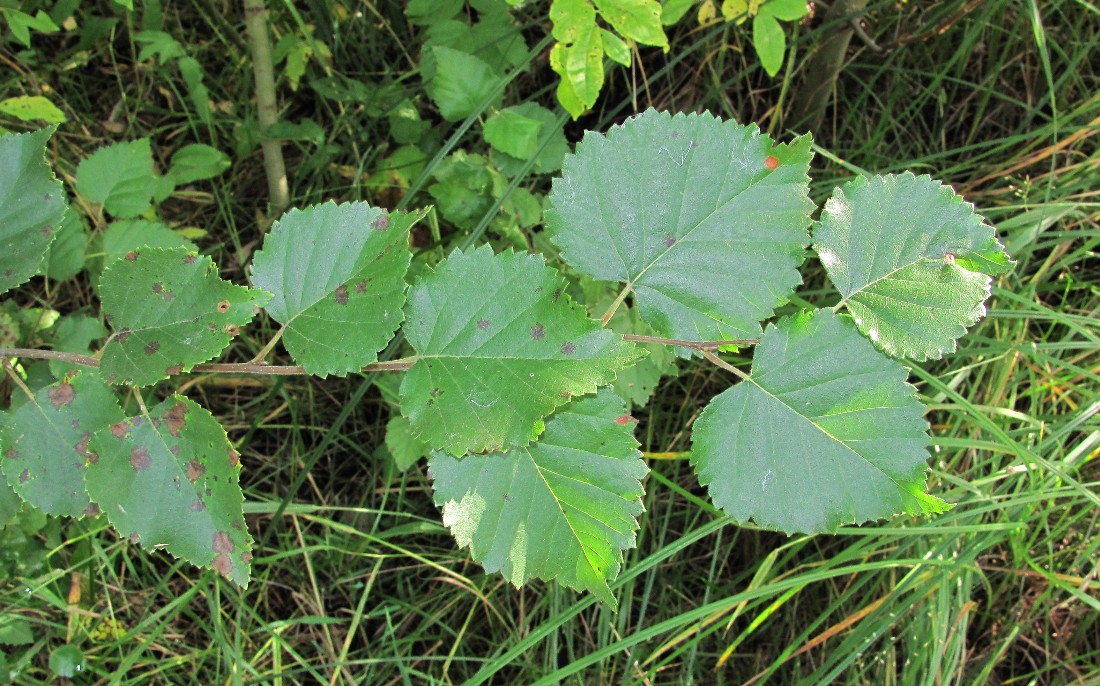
[0,127,66,295]
[424,46,500,122]
[44,208,87,281]
[493,103,569,176]
[168,144,230,184]
[484,108,544,160]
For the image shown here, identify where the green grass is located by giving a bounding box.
[1,0,1097,683]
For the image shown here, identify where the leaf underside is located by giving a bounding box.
[547,109,814,347]
[98,247,269,387]
[0,127,66,295]
[400,246,641,456]
[691,309,951,535]
[85,396,252,586]
[430,388,647,607]
[814,173,1012,360]
[249,202,419,377]
[0,370,123,518]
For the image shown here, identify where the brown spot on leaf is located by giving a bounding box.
[42,225,53,237]
[130,447,151,470]
[164,291,174,302]
[664,234,677,248]
[75,433,92,458]
[116,329,132,344]
[615,415,635,426]
[130,416,143,427]
[84,503,100,517]
[144,340,160,355]
[371,214,390,231]
[129,532,140,544]
[561,342,576,355]
[212,531,235,576]
[216,300,231,313]
[166,364,183,376]
[4,449,16,459]
[110,422,129,438]
[173,475,181,489]
[183,254,197,265]
[553,288,562,302]
[152,282,163,294]
[48,382,75,409]
[224,324,239,336]
[164,402,187,437]
[355,280,367,293]
[228,449,240,467]
[190,497,205,512]
[170,445,180,455]
[186,460,206,483]
[477,319,489,330]
[241,552,253,564]
[125,251,139,261]
[430,387,443,398]
[19,469,29,483]
[334,284,349,305]
[530,323,545,340]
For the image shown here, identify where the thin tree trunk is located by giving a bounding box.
[243,0,290,218]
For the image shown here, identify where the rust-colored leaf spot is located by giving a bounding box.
[116,329,132,344]
[4,449,17,459]
[477,319,490,330]
[241,551,253,564]
[186,460,206,483]
[170,445,181,456]
[110,422,129,438]
[228,448,240,467]
[19,469,29,483]
[216,299,231,313]
[190,497,205,512]
[130,447,151,471]
[183,254,197,265]
[334,284,349,305]
[125,250,139,261]
[84,503,100,517]
[75,433,92,458]
[430,387,444,398]
[42,225,53,237]
[371,214,391,231]
[166,364,183,376]
[164,402,187,437]
[765,155,780,171]
[224,324,239,337]
[561,342,576,355]
[144,340,161,355]
[530,323,545,340]
[943,252,956,265]
[129,532,140,544]
[615,415,635,426]
[664,234,677,248]
[212,530,235,576]
[152,282,163,294]
[355,279,367,293]
[48,382,75,409]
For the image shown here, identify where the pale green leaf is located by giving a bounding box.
[0,370,123,518]
[494,103,569,176]
[406,0,464,25]
[594,0,668,47]
[550,0,596,43]
[400,246,641,455]
[430,388,647,606]
[600,28,632,66]
[99,247,269,386]
[562,22,604,107]
[85,396,253,586]
[551,44,588,119]
[168,144,230,184]
[102,219,199,265]
[547,109,813,345]
[1,8,59,46]
[0,615,33,645]
[385,416,431,471]
[424,46,500,122]
[691,309,951,535]
[484,108,544,160]
[752,10,785,76]
[814,173,1012,360]
[45,209,87,281]
[250,202,417,377]
[49,645,84,678]
[0,96,66,124]
[0,127,65,295]
[76,139,159,219]
[761,0,811,21]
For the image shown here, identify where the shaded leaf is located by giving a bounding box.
[85,396,252,586]
[75,138,160,218]
[547,109,813,346]
[48,315,108,378]
[493,103,569,176]
[424,46,500,122]
[167,144,230,184]
[44,208,87,281]
[690,309,950,535]
[0,370,123,518]
[385,416,431,471]
[484,108,544,159]
[250,202,419,377]
[102,219,198,265]
[430,388,647,607]
[814,173,1012,360]
[0,127,66,295]
[400,246,641,455]
[99,247,269,386]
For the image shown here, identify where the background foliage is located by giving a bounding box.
[0,0,1097,683]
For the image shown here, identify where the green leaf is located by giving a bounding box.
[102,219,199,265]
[424,46,500,122]
[49,645,84,678]
[48,315,108,378]
[600,28,632,66]
[400,246,641,455]
[493,103,569,176]
[483,108,544,160]
[752,10,785,76]
[547,109,814,345]
[0,615,33,645]
[599,298,675,407]
[690,309,951,535]
[551,45,587,119]
[761,0,811,21]
[75,138,159,219]
[85,396,253,586]
[1,8,59,47]
[430,388,647,606]
[0,476,20,526]
[594,0,668,48]
[561,22,604,109]
[0,127,66,295]
[177,57,212,125]
[662,0,696,25]
[407,0,463,25]
[45,209,88,281]
[428,153,494,230]
[385,416,431,471]
[0,370,123,518]
[814,173,1012,360]
[98,247,269,386]
[134,30,186,62]
[167,144,230,184]
[550,0,596,43]
[0,96,67,124]
[250,202,418,377]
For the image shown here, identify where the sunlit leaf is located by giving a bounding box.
[75,138,160,219]
[0,127,65,295]
[594,0,668,48]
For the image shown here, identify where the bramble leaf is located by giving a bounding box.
[75,138,160,218]
[400,246,641,455]
[0,126,66,295]
[99,247,270,386]
[547,109,813,346]
[690,309,951,534]
[430,388,647,607]
[0,370,123,518]
[85,396,252,586]
[45,209,87,281]
[250,202,419,377]
[814,173,1012,360]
